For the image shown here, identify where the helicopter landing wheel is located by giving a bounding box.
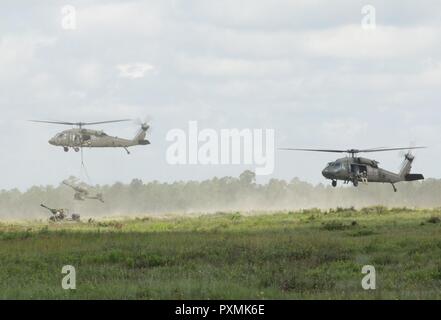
[332,180,337,187]
[353,180,359,187]
[63,147,69,152]
[74,147,80,152]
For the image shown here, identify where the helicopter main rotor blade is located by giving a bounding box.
[29,120,77,126]
[358,146,426,153]
[279,148,347,153]
[82,119,132,126]
[279,146,426,154]
[29,119,132,126]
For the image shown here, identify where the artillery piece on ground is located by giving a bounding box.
[40,204,81,222]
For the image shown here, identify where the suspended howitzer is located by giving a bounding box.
[62,180,105,203]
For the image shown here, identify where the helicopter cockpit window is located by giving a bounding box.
[329,162,342,169]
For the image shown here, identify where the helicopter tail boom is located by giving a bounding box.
[133,124,150,145]
[399,152,424,181]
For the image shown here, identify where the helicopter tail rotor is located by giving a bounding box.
[398,149,424,182]
[133,116,152,145]
[134,116,152,130]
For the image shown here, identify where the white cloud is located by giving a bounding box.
[0,34,56,80]
[303,25,440,59]
[176,55,299,78]
[76,63,103,87]
[76,2,163,36]
[117,63,155,79]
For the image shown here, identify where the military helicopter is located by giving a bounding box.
[279,147,426,192]
[62,179,104,203]
[30,119,150,154]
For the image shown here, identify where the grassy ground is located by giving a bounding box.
[0,207,441,300]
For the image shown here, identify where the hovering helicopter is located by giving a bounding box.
[30,119,150,154]
[279,147,426,192]
[62,179,104,203]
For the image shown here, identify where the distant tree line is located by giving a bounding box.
[1,170,441,219]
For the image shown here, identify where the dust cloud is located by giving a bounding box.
[1,171,440,221]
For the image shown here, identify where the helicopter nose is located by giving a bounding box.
[322,168,330,178]
[49,138,55,145]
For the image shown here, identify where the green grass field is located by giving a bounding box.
[1,207,441,299]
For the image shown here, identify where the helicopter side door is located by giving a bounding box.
[74,133,82,146]
[366,165,380,182]
[341,160,350,177]
[350,164,368,181]
[81,133,92,146]
[66,132,82,146]
[66,132,75,146]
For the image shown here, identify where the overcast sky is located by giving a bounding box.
[1,0,440,190]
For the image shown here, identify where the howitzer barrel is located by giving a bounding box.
[40,204,57,214]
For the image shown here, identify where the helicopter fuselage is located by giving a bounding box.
[49,129,140,149]
[280,146,425,192]
[322,157,402,184]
